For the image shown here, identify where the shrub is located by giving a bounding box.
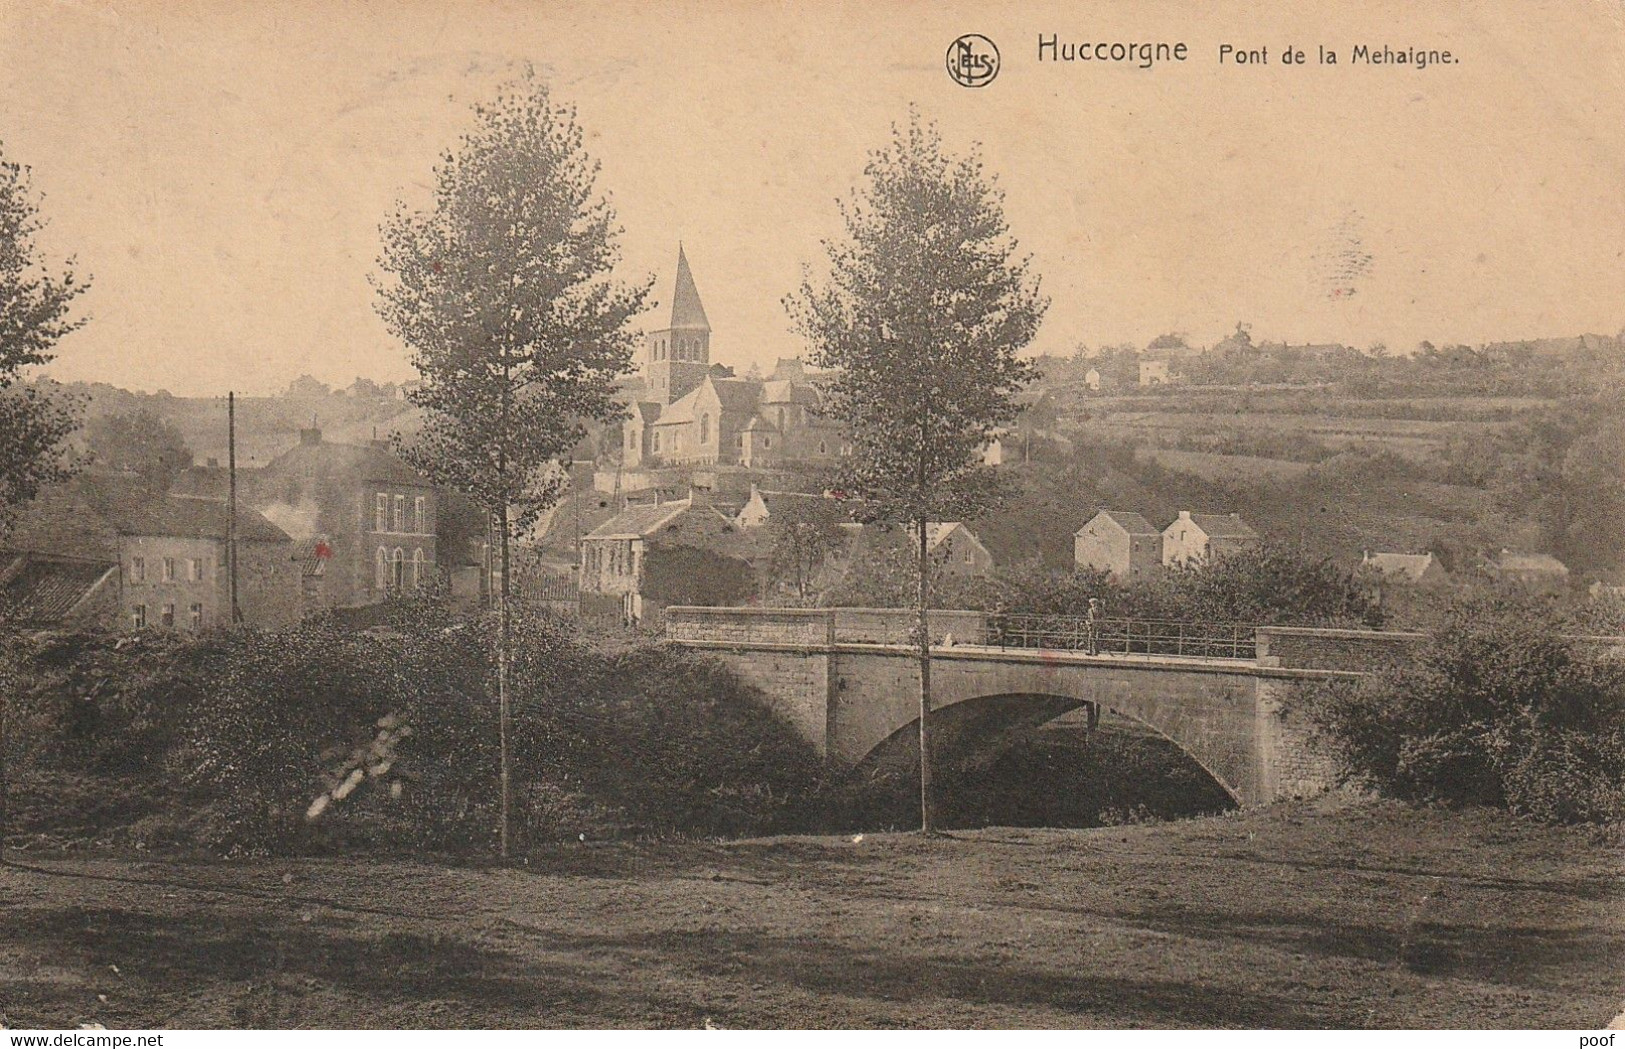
[1289,594,1625,823]
[2,608,826,854]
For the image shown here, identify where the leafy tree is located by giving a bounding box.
[1,144,87,858]
[1153,543,1381,627]
[1291,594,1625,823]
[85,408,194,490]
[373,75,650,856]
[0,145,85,534]
[763,497,848,603]
[785,110,1046,831]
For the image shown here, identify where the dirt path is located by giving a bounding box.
[0,799,1619,1029]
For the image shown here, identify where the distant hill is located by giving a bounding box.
[53,380,418,469]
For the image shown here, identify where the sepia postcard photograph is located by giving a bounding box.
[0,0,1622,1034]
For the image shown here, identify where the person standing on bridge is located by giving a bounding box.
[1085,597,1102,656]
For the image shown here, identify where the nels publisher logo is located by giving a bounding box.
[946,34,1000,87]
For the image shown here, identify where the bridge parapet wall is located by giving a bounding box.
[1255,626,1425,673]
[832,608,987,646]
[666,607,833,647]
[665,606,988,647]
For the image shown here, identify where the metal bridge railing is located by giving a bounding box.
[985,613,1257,660]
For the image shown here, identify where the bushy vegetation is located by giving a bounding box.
[829,541,1380,628]
[1289,595,1625,824]
[0,610,825,855]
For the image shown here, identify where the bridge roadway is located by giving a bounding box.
[664,606,1427,806]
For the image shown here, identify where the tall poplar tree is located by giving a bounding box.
[0,144,84,532]
[785,111,1046,832]
[373,77,649,857]
[0,142,86,862]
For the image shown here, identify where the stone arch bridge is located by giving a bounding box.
[665,606,1426,806]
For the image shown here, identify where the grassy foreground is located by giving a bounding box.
[0,798,1619,1030]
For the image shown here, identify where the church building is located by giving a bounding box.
[621,247,847,469]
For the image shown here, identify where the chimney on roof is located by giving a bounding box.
[1178,510,1192,520]
[299,427,322,446]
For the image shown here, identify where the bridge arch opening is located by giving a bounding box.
[826,691,1239,832]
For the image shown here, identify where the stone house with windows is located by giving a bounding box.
[1074,509,1162,582]
[0,474,296,632]
[578,490,754,625]
[114,494,298,631]
[248,427,438,609]
[903,522,995,578]
[1161,510,1260,567]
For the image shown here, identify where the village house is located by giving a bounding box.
[112,494,299,631]
[1484,549,1570,592]
[1162,510,1261,567]
[0,475,299,632]
[578,489,752,625]
[1139,360,1172,386]
[908,522,996,578]
[1360,551,1448,586]
[247,427,438,609]
[732,485,850,532]
[1074,510,1162,582]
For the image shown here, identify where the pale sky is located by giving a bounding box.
[3,0,1623,396]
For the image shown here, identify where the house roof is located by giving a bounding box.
[760,379,821,407]
[586,499,693,540]
[1183,512,1259,539]
[712,378,765,414]
[912,522,985,552]
[1361,551,1441,582]
[261,434,431,487]
[1079,509,1158,537]
[0,553,116,626]
[108,494,292,544]
[656,384,705,425]
[293,536,333,577]
[1492,550,1569,575]
[667,245,710,331]
[743,489,849,523]
[631,401,663,424]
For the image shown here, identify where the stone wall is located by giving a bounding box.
[1254,676,1341,800]
[702,647,832,756]
[1256,626,1424,672]
[833,608,987,645]
[666,606,832,646]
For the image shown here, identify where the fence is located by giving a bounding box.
[985,613,1257,660]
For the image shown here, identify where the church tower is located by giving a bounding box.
[644,245,712,405]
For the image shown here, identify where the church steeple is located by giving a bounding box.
[669,244,710,331]
[642,245,713,405]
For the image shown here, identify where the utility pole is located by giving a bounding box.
[228,391,242,624]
